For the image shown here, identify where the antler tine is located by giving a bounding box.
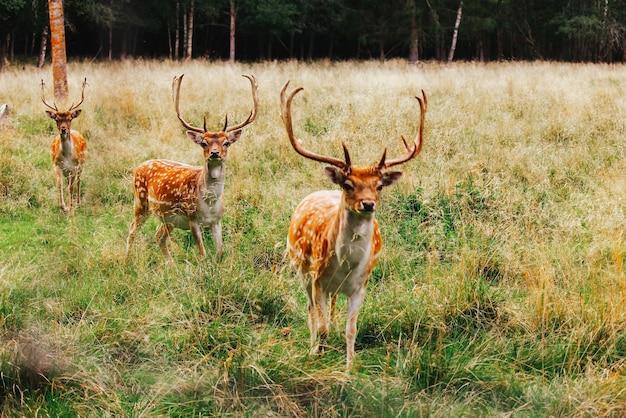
[280,80,347,169]
[225,74,259,132]
[172,74,204,133]
[40,79,58,111]
[380,90,427,169]
[68,77,88,112]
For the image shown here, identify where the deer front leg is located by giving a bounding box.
[156,223,174,265]
[75,167,82,207]
[345,287,366,370]
[67,170,77,215]
[330,293,338,324]
[55,166,67,214]
[189,220,207,261]
[211,221,223,259]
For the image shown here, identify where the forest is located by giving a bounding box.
[1,0,626,68]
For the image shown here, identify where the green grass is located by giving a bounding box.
[1,59,626,416]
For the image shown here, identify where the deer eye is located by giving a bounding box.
[342,181,354,192]
[223,141,231,147]
[200,142,208,149]
[376,184,384,191]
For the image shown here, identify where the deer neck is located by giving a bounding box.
[59,131,74,156]
[333,198,376,264]
[199,160,226,202]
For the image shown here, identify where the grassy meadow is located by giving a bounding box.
[1,59,626,416]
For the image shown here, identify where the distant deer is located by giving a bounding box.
[280,81,427,369]
[126,74,258,264]
[42,78,88,215]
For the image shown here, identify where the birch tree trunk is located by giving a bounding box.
[407,0,419,64]
[38,26,48,68]
[447,0,463,63]
[48,0,69,104]
[184,0,194,60]
[229,0,236,63]
[175,2,180,60]
[108,26,113,60]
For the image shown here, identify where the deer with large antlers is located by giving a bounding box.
[280,81,426,369]
[125,74,258,264]
[42,78,88,215]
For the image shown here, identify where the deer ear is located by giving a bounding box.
[45,110,56,119]
[381,171,403,187]
[187,131,205,146]
[227,129,243,144]
[71,109,82,119]
[324,166,346,185]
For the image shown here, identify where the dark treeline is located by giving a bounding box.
[2,0,626,69]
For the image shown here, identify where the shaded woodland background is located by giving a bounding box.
[2,0,626,69]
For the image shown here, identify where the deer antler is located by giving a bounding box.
[68,78,88,112]
[172,74,205,133]
[280,81,349,170]
[41,79,58,111]
[225,74,259,133]
[378,90,427,169]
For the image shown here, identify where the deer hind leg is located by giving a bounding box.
[345,287,366,370]
[156,223,174,265]
[125,198,149,259]
[310,279,329,355]
[304,279,318,354]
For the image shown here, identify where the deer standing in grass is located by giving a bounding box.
[125,74,258,264]
[42,78,88,215]
[280,81,427,369]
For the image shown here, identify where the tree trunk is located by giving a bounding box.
[448,0,463,62]
[175,2,180,59]
[38,25,49,68]
[167,25,172,60]
[229,0,236,63]
[48,0,69,104]
[185,0,194,60]
[307,34,314,62]
[0,33,7,72]
[9,31,15,61]
[182,5,187,59]
[108,26,113,60]
[407,0,419,64]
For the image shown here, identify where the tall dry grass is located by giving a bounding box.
[0,59,626,416]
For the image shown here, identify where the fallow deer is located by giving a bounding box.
[280,81,427,369]
[125,74,258,264]
[42,78,88,215]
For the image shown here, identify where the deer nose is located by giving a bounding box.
[360,200,376,212]
[209,151,221,159]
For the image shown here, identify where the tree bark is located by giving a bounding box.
[407,0,419,64]
[48,0,69,104]
[229,0,236,63]
[38,25,49,68]
[108,26,113,60]
[175,2,180,59]
[448,0,463,62]
[0,34,7,72]
[184,0,194,60]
